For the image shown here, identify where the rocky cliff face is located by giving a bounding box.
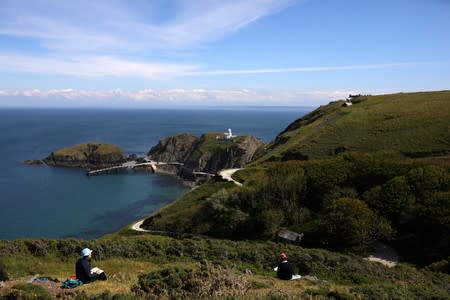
[148,133,265,178]
[147,133,199,163]
[42,142,126,169]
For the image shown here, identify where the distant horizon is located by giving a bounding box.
[1,0,449,108]
[0,88,447,109]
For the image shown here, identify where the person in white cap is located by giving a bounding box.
[75,248,107,283]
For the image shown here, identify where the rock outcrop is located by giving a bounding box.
[148,132,265,178]
[40,142,126,169]
[147,133,199,163]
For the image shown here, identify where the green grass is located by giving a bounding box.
[140,180,235,233]
[231,167,267,184]
[257,91,450,162]
[1,236,449,299]
[53,141,124,157]
[186,133,246,163]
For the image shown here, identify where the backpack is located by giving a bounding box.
[61,278,83,289]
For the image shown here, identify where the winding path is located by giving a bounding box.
[131,168,244,232]
[218,168,243,186]
[131,220,150,232]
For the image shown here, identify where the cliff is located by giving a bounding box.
[147,132,265,177]
[41,142,127,169]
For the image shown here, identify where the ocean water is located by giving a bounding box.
[0,107,310,239]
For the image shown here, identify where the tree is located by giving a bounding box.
[323,198,393,251]
[203,189,249,237]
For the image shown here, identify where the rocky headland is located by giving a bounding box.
[147,132,265,180]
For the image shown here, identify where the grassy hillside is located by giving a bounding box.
[257,91,450,162]
[141,180,236,233]
[1,236,449,299]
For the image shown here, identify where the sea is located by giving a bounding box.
[0,107,311,240]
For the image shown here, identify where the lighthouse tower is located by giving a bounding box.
[225,128,236,139]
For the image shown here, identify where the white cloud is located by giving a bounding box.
[0,88,354,107]
[188,62,431,76]
[0,52,437,79]
[0,53,198,79]
[0,0,297,52]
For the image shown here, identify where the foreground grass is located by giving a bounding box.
[0,235,449,299]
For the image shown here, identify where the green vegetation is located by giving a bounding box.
[257,91,450,161]
[0,236,449,299]
[9,283,52,299]
[166,154,448,265]
[53,142,125,157]
[0,261,9,281]
[184,133,247,166]
[142,180,236,233]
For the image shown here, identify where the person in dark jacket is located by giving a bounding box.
[275,252,301,280]
[276,252,293,280]
[76,248,107,283]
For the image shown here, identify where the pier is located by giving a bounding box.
[86,159,184,176]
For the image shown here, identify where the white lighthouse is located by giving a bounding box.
[224,128,236,139]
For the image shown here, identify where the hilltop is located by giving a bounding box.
[257,91,450,162]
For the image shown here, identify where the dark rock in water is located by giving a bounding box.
[278,229,304,245]
[41,142,126,169]
[23,159,45,166]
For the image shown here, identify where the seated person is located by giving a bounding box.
[274,252,301,280]
[76,248,107,283]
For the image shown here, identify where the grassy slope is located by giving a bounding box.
[142,180,235,232]
[185,133,246,164]
[257,91,450,161]
[53,142,125,157]
[1,235,449,299]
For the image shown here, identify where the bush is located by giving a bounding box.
[322,198,393,251]
[133,261,250,299]
[10,283,52,300]
[0,261,8,281]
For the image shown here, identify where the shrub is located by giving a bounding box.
[0,261,9,281]
[322,198,393,251]
[133,260,250,299]
[11,283,52,300]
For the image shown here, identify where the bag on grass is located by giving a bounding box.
[61,278,82,289]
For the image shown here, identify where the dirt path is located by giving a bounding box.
[218,168,243,186]
[131,220,150,232]
[365,241,399,268]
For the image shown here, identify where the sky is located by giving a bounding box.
[0,0,449,108]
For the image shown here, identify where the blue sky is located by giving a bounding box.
[0,0,449,107]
